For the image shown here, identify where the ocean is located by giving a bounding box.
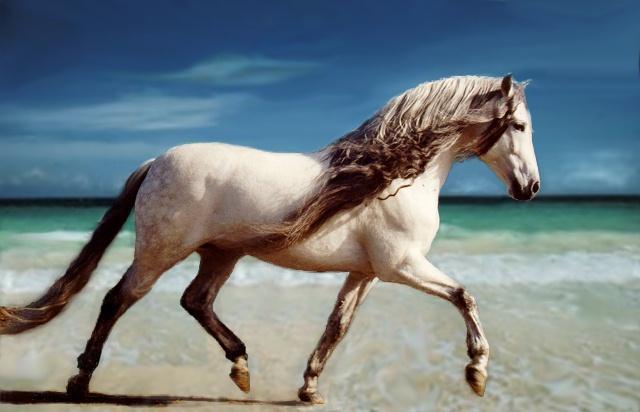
[1,198,639,411]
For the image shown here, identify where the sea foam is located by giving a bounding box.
[1,251,638,297]
[1,226,638,295]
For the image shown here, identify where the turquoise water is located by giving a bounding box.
[439,200,640,233]
[1,199,639,235]
[1,199,639,254]
[0,206,134,245]
[0,199,638,290]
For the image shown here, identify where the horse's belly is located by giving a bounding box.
[251,218,372,273]
[253,245,370,273]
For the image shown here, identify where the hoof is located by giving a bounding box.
[229,361,250,393]
[465,363,487,397]
[298,388,325,404]
[66,373,90,398]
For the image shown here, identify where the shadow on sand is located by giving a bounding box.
[0,390,308,407]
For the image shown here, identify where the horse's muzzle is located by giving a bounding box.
[509,180,540,201]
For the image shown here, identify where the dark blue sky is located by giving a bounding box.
[0,0,638,197]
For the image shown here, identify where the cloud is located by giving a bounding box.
[0,136,166,159]
[0,93,251,132]
[0,143,154,197]
[443,176,502,195]
[441,159,504,195]
[0,167,92,191]
[0,137,170,197]
[558,151,639,191]
[148,55,320,86]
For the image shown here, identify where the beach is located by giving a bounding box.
[1,199,639,411]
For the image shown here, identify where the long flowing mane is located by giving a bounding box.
[242,75,527,251]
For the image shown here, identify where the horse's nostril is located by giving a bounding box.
[531,181,540,194]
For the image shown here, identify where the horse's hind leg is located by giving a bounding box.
[66,261,166,397]
[298,272,377,404]
[179,247,249,392]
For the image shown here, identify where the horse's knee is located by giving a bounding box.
[451,287,477,313]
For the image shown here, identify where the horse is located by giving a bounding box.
[0,74,539,404]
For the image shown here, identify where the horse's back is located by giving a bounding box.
[133,142,326,258]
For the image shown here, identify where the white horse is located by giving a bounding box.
[0,74,539,404]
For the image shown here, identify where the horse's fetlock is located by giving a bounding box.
[225,342,247,362]
[77,352,98,372]
[303,368,319,380]
[467,343,489,359]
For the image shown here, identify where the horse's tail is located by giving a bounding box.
[0,160,154,335]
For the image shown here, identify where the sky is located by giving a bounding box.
[0,0,638,197]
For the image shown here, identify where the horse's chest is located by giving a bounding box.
[406,203,440,251]
[377,185,441,251]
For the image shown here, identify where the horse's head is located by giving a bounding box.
[479,75,540,201]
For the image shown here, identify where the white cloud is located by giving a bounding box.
[0,93,251,132]
[0,138,167,196]
[558,150,638,191]
[149,54,320,86]
[0,167,92,190]
[3,167,47,186]
[443,176,502,195]
[23,167,46,181]
[0,137,168,159]
[441,159,504,195]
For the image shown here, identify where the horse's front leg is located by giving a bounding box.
[298,272,377,404]
[379,250,490,396]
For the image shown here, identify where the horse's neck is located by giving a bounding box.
[414,147,456,196]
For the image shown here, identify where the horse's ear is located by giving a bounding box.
[501,74,514,98]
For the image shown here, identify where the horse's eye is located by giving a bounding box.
[513,123,525,132]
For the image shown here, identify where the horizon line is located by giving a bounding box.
[0,194,638,207]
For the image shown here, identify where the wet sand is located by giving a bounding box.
[1,280,639,411]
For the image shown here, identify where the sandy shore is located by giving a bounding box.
[1,280,639,411]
